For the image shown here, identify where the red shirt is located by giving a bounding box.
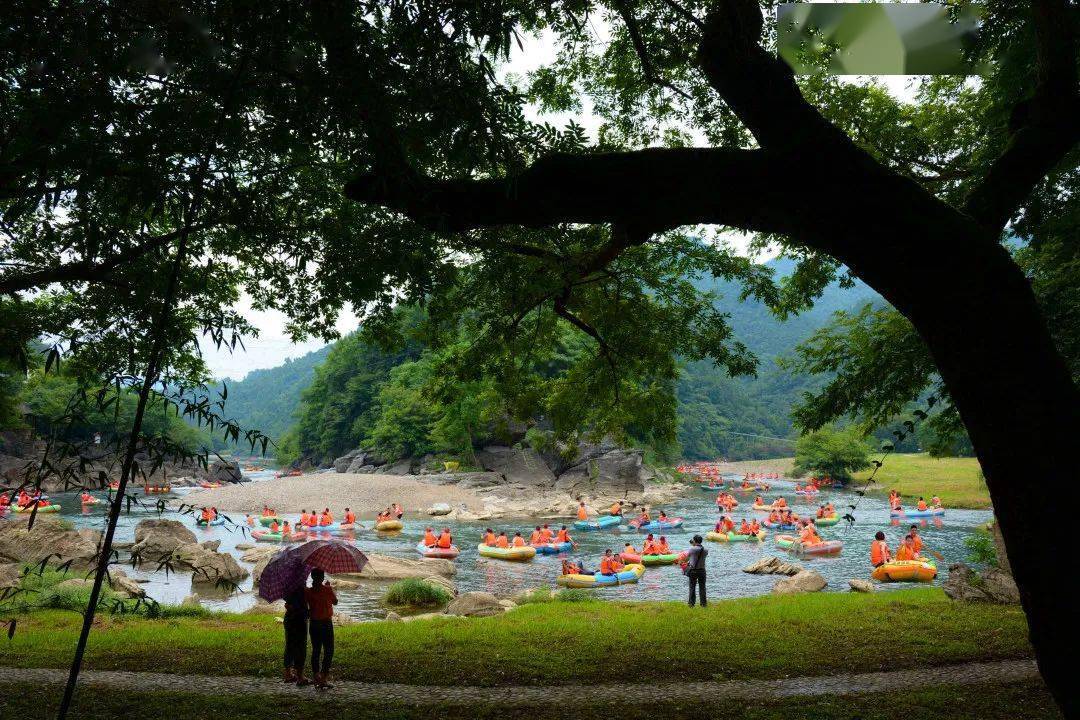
[305,583,338,621]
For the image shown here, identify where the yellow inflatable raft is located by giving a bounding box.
[375,520,403,531]
[705,530,767,543]
[476,543,537,562]
[871,559,937,583]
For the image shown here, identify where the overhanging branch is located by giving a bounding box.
[963,0,1080,230]
[345,147,808,236]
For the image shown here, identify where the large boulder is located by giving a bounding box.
[445,591,504,617]
[942,563,1020,604]
[540,439,618,477]
[344,553,455,581]
[131,519,197,560]
[208,459,243,485]
[375,459,414,475]
[0,563,20,592]
[174,543,249,585]
[743,556,801,576]
[477,446,556,488]
[108,569,146,599]
[0,516,101,568]
[426,502,452,516]
[553,448,650,499]
[334,448,363,473]
[848,579,875,593]
[773,570,827,594]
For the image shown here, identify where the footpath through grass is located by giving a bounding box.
[0,680,1061,720]
[853,453,989,509]
[1,589,1030,687]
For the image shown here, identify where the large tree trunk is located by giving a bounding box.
[844,216,1080,716]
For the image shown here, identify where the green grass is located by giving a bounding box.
[382,579,451,608]
[0,589,1032,687]
[853,453,989,509]
[0,681,1061,720]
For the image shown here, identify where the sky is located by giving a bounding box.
[200,18,924,381]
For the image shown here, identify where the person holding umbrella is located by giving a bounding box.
[306,568,338,689]
[283,582,309,685]
[258,539,367,692]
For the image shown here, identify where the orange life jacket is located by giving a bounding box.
[424,530,438,547]
[911,534,923,553]
[437,531,452,549]
[540,528,553,542]
[656,541,671,554]
[610,503,621,515]
[555,529,570,543]
[484,532,496,546]
[344,511,355,524]
[896,544,915,561]
[917,500,928,511]
[496,535,509,548]
[577,506,588,520]
[270,520,280,532]
[319,512,332,526]
[512,535,525,547]
[599,557,614,574]
[530,530,542,544]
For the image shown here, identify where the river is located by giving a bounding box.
[48,471,991,621]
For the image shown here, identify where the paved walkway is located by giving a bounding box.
[1,659,1040,705]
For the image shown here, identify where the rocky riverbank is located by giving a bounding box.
[185,442,689,520]
[0,430,244,493]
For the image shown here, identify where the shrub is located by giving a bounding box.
[382,578,451,608]
[515,588,555,605]
[964,530,998,567]
[554,589,593,603]
[793,425,872,482]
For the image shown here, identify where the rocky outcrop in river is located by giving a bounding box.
[329,439,683,515]
[0,516,101,568]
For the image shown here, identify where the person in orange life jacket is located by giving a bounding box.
[392,502,403,519]
[737,519,751,535]
[343,508,355,525]
[610,500,624,516]
[436,528,453,549]
[540,524,554,542]
[305,568,338,689]
[555,526,572,544]
[895,535,917,561]
[483,528,497,546]
[870,531,891,567]
[656,536,671,554]
[641,534,658,555]
[562,558,581,575]
[511,531,526,547]
[577,501,589,520]
[319,508,332,526]
[530,526,543,545]
[495,531,509,548]
[424,527,438,547]
[908,525,924,554]
[916,497,928,511]
[270,519,280,533]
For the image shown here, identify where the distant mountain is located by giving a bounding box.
[219,258,884,460]
[217,344,333,447]
[675,258,881,459]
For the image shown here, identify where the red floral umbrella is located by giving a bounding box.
[287,539,368,575]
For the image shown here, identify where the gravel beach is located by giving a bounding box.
[179,472,487,517]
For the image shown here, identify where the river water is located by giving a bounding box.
[44,471,990,621]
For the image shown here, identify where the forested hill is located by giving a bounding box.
[220,258,881,461]
[215,345,332,446]
[677,257,879,459]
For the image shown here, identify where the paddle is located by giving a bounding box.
[922,546,946,562]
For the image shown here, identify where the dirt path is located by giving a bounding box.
[2,659,1039,706]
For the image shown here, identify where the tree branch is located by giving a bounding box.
[0,228,190,296]
[345,147,810,236]
[963,0,1080,230]
[696,0,855,151]
[614,1,691,100]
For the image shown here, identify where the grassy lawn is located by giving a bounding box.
[0,589,1031,687]
[0,681,1061,719]
[853,453,989,509]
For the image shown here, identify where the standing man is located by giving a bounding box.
[684,535,709,608]
[282,582,309,685]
